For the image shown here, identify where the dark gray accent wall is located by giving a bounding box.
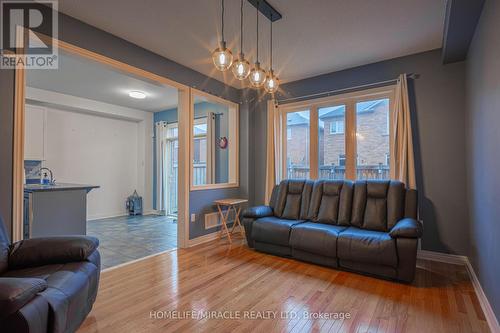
[0,12,246,240]
[442,0,485,64]
[249,49,470,255]
[0,69,14,238]
[465,0,500,322]
[189,93,251,239]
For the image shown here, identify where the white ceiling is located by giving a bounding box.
[27,50,178,112]
[58,0,446,89]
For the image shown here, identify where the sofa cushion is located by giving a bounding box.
[9,236,99,269]
[290,222,346,258]
[252,216,305,246]
[0,277,47,319]
[3,260,100,333]
[307,180,353,225]
[337,227,397,267]
[274,180,313,220]
[351,180,405,231]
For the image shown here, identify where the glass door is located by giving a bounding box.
[165,124,178,217]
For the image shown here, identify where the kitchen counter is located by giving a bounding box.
[24,183,99,193]
[23,183,99,239]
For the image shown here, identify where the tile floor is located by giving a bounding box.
[87,214,177,270]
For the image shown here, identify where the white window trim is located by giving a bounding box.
[189,88,239,191]
[278,85,396,180]
[329,120,345,134]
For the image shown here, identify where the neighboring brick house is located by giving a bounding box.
[286,112,324,168]
[287,99,390,178]
[319,99,390,168]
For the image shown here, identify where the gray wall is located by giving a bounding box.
[249,49,470,255]
[465,0,500,321]
[0,70,14,237]
[0,12,247,240]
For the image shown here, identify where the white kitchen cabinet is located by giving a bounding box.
[24,105,46,160]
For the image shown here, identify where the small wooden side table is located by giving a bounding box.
[214,198,248,243]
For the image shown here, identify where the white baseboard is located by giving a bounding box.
[188,231,220,247]
[418,250,499,332]
[87,211,163,221]
[417,250,468,265]
[87,213,128,221]
[464,259,500,333]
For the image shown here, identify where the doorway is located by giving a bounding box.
[13,37,191,269]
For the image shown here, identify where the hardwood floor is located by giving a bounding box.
[78,239,489,333]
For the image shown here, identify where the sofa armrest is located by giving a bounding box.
[8,236,99,269]
[389,218,423,238]
[0,277,47,319]
[242,205,273,219]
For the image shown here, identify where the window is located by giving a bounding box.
[285,110,310,179]
[338,154,346,167]
[329,120,344,134]
[192,118,208,185]
[190,89,239,190]
[356,98,390,180]
[319,105,345,179]
[280,86,394,181]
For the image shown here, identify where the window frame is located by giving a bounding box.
[189,88,239,191]
[279,85,396,181]
[329,120,344,134]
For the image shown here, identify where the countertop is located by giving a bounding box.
[24,183,100,193]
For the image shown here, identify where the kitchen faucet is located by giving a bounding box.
[40,167,56,185]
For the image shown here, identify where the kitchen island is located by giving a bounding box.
[24,183,99,239]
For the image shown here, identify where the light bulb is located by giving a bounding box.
[232,53,250,80]
[212,41,233,71]
[249,62,267,88]
[264,70,280,93]
[128,91,147,99]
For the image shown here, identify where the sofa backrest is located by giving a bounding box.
[270,179,417,231]
[272,180,313,220]
[306,180,354,225]
[0,217,10,274]
[351,180,406,232]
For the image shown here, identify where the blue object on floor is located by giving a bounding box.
[126,190,143,216]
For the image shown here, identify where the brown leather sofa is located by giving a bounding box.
[243,179,422,282]
[0,218,100,333]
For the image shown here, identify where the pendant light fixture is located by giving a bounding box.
[212,0,233,71]
[232,0,251,80]
[248,1,267,88]
[264,16,280,93]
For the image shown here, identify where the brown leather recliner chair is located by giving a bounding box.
[243,179,422,282]
[0,217,100,333]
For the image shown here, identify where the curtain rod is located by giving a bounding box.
[276,73,419,105]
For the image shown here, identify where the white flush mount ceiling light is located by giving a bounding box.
[212,0,233,71]
[128,91,146,99]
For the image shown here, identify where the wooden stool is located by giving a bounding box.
[214,198,248,243]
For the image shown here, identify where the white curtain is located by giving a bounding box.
[265,99,283,204]
[391,74,417,189]
[155,122,168,213]
[206,113,215,184]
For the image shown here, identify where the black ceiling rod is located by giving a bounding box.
[246,0,282,22]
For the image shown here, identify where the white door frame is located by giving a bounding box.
[13,35,191,248]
